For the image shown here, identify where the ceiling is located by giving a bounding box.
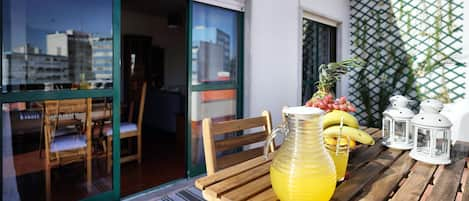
[122,0,187,18]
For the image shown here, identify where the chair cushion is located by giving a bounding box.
[50,135,87,153]
[104,122,137,136]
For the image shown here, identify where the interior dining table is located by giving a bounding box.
[195,127,469,201]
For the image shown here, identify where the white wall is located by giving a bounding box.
[244,0,350,127]
[244,0,301,127]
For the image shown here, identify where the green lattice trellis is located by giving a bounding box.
[349,0,465,127]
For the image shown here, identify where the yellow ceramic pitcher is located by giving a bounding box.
[264,106,336,201]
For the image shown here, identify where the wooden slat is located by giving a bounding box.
[215,131,267,152]
[356,153,415,201]
[211,117,267,135]
[427,143,469,201]
[203,118,218,175]
[248,188,277,201]
[218,147,264,170]
[121,155,139,163]
[331,149,403,201]
[195,153,273,189]
[365,127,381,137]
[348,139,386,172]
[348,129,383,160]
[462,159,469,201]
[221,174,271,201]
[391,162,437,201]
[205,162,271,199]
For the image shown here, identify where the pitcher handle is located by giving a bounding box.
[263,123,288,160]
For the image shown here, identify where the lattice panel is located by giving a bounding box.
[349,0,465,127]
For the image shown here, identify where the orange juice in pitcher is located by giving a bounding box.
[264,107,336,201]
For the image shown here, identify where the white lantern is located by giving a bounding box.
[409,99,452,165]
[382,95,415,150]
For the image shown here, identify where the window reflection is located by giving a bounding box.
[2,0,113,92]
[189,3,241,169]
[2,98,113,201]
[190,90,237,166]
[191,2,238,85]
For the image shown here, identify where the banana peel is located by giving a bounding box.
[324,137,357,149]
[323,126,375,145]
[322,110,359,129]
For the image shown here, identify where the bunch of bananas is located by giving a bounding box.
[322,110,375,149]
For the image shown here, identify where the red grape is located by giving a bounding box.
[332,104,339,110]
[339,96,347,104]
[347,105,356,112]
[339,105,347,111]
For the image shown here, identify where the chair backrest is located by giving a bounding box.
[43,98,92,154]
[202,111,274,175]
[136,82,147,132]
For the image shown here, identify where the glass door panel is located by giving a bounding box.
[188,2,242,176]
[2,0,113,92]
[2,0,116,200]
[302,19,336,103]
[2,98,113,201]
[191,2,239,86]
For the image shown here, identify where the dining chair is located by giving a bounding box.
[202,111,275,175]
[105,82,147,173]
[43,98,92,201]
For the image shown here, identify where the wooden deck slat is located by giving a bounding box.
[391,162,437,201]
[248,188,277,201]
[195,153,273,189]
[331,149,403,201]
[356,153,415,201]
[205,162,271,199]
[427,143,469,201]
[221,174,271,201]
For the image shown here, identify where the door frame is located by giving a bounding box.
[0,0,122,200]
[185,0,245,177]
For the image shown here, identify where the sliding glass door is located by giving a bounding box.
[187,1,243,176]
[1,0,121,200]
[302,18,337,103]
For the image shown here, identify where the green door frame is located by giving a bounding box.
[185,0,244,177]
[0,0,122,200]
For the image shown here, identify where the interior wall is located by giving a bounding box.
[244,0,351,127]
[122,9,186,90]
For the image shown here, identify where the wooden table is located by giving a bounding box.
[195,127,469,201]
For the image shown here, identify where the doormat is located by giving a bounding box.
[156,186,205,201]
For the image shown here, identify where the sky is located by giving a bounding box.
[192,2,239,57]
[3,0,113,52]
[2,0,239,56]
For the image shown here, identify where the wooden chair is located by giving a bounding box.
[202,111,275,175]
[43,98,92,201]
[105,82,147,173]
